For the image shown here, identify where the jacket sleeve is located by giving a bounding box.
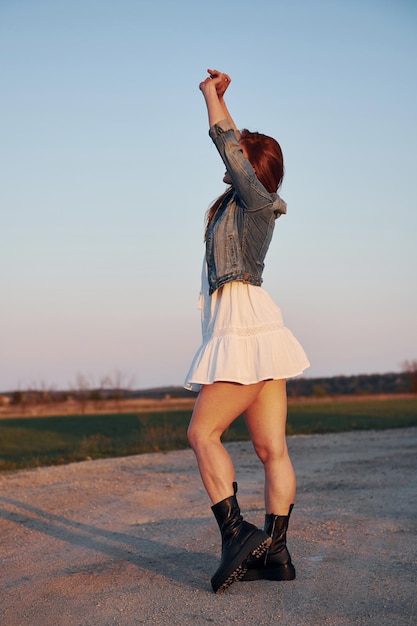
[209,119,286,216]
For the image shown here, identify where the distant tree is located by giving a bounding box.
[70,373,94,414]
[9,386,30,415]
[11,390,23,405]
[313,384,327,398]
[106,370,135,412]
[402,360,417,393]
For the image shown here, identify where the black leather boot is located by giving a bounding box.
[210,482,272,593]
[241,504,296,581]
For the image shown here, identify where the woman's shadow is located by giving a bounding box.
[0,496,216,591]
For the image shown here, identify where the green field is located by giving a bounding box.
[1,397,416,471]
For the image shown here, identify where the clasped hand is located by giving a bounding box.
[199,68,231,98]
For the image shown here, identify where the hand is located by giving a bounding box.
[199,68,235,129]
[207,68,231,98]
[199,76,217,96]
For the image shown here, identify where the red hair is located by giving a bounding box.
[205,130,284,237]
[239,129,284,193]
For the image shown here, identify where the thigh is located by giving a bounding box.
[244,379,288,460]
[188,380,266,438]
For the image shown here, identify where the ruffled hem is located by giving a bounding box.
[184,260,310,393]
[184,325,310,393]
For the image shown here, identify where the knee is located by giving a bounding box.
[187,422,207,452]
[187,423,199,450]
[187,422,220,452]
[253,440,288,466]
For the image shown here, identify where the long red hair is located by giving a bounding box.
[205,129,284,237]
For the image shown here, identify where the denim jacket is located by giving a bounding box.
[205,119,287,295]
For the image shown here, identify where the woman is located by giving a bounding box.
[184,69,310,593]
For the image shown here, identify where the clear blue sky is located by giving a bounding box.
[1,0,416,392]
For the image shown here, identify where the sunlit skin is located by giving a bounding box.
[187,69,296,515]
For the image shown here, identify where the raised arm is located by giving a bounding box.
[200,69,284,214]
[199,69,237,130]
[207,69,238,131]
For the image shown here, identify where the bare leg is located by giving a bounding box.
[244,379,296,514]
[188,381,273,592]
[187,381,266,504]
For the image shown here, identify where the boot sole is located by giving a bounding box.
[211,533,272,593]
[240,563,296,581]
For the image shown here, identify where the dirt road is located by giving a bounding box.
[1,428,416,625]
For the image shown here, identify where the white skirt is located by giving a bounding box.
[184,263,310,392]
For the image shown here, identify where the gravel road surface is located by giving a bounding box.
[1,428,416,625]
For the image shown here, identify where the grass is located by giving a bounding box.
[0,397,416,471]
